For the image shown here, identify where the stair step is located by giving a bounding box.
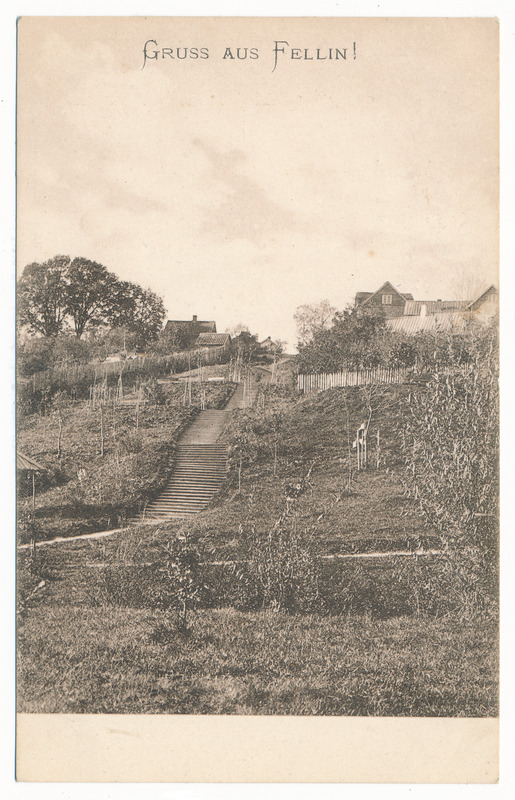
[174,459,226,464]
[162,492,221,497]
[148,503,208,509]
[170,472,226,478]
[174,459,227,464]
[162,484,222,491]
[169,479,224,484]
[147,506,208,512]
[175,451,227,455]
[166,478,224,484]
[177,443,227,446]
[153,488,219,496]
[172,467,226,472]
[173,465,226,471]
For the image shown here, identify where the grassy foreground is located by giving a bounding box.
[17,605,497,716]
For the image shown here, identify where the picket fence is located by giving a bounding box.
[297,366,411,393]
[27,346,227,391]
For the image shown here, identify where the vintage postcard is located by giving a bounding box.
[16,16,499,782]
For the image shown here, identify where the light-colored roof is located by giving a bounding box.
[387,312,470,335]
[17,451,46,472]
[195,333,231,346]
[467,285,498,310]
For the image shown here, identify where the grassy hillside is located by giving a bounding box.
[18,378,234,541]
[17,380,499,716]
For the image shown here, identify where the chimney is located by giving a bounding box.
[192,315,198,322]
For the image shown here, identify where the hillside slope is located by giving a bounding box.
[17,382,498,716]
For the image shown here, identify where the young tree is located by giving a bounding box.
[51,334,97,365]
[148,324,191,356]
[18,256,70,337]
[226,323,251,337]
[297,306,388,372]
[230,330,262,361]
[293,300,337,347]
[18,337,56,376]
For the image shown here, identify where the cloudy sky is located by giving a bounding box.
[17,17,498,349]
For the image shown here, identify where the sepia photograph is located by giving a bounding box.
[15,14,500,783]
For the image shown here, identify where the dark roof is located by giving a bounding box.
[195,333,231,346]
[17,452,45,472]
[356,282,411,306]
[165,319,216,333]
[404,300,468,316]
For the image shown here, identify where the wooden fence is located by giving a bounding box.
[297,366,411,393]
[27,346,228,392]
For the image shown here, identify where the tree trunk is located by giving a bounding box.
[57,412,63,458]
[100,403,104,457]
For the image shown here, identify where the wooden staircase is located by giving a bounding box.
[139,442,228,520]
[134,377,261,523]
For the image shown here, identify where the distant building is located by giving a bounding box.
[195,332,231,349]
[355,281,498,334]
[259,337,276,352]
[466,285,498,321]
[164,315,217,349]
[375,284,499,335]
[355,281,414,318]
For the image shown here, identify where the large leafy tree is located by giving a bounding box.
[18,255,70,337]
[18,255,167,347]
[111,281,166,349]
[64,257,119,338]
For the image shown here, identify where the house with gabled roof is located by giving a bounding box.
[385,285,498,335]
[164,315,217,349]
[355,281,414,318]
[195,332,231,349]
[467,285,498,320]
[356,281,498,334]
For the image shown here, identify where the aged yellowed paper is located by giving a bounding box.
[16,16,499,783]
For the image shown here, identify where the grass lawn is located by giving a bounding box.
[17,605,497,715]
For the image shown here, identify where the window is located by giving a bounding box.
[382,294,393,305]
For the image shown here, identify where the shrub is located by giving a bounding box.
[400,324,499,610]
[147,538,205,629]
[236,519,322,612]
[142,377,167,405]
